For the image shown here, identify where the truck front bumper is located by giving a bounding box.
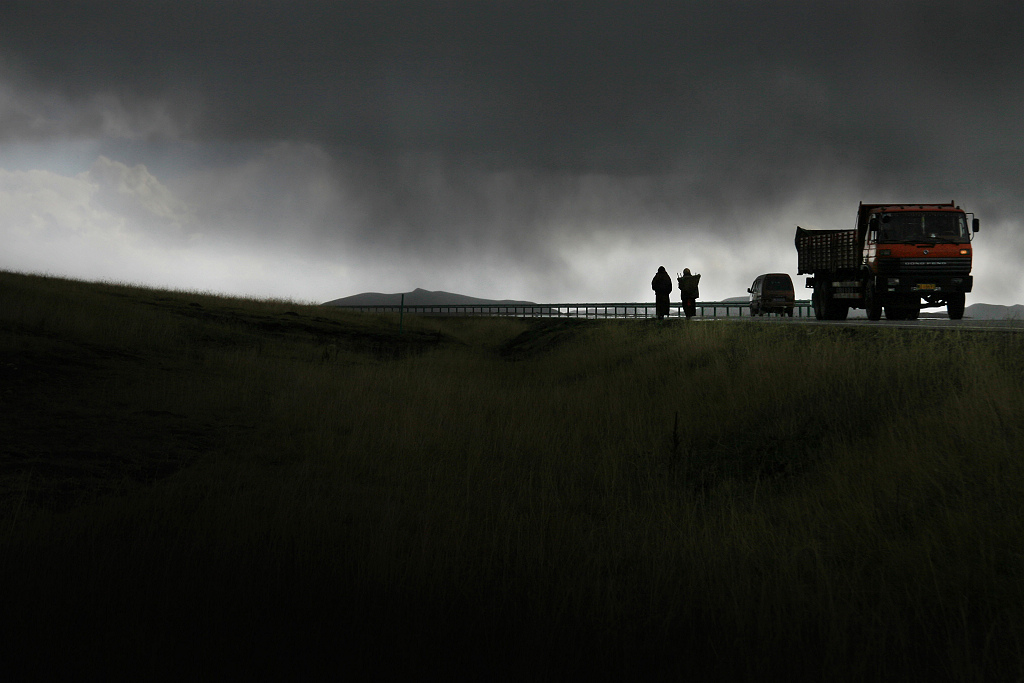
[876,274,973,294]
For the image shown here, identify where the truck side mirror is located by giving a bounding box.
[973,218,980,232]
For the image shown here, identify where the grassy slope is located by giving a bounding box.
[2,271,1024,681]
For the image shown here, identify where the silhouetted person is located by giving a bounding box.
[677,268,700,319]
[652,266,673,319]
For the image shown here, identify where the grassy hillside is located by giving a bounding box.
[2,270,1023,681]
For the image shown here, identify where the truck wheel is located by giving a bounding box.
[818,280,849,320]
[884,305,904,320]
[865,282,883,321]
[816,281,841,320]
[947,293,965,320]
[902,295,920,320]
[812,288,825,320]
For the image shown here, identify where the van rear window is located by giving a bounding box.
[765,276,791,289]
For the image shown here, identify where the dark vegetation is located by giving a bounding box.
[2,270,1024,681]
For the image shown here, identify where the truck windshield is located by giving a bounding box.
[878,212,969,242]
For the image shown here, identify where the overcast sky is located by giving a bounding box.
[1,1,1022,305]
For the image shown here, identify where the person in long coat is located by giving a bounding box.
[677,268,701,319]
[652,266,673,319]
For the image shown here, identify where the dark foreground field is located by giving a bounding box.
[2,271,1024,681]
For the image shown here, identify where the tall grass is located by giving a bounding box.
[2,271,1023,680]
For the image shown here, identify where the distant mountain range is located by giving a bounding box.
[324,289,1024,320]
[965,303,1024,320]
[323,288,537,307]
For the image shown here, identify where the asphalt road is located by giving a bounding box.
[729,316,1024,332]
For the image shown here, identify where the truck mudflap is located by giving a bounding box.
[829,280,863,299]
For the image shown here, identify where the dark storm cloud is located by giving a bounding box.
[2,0,1023,244]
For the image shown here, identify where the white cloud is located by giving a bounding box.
[0,158,187,286]
[0,153,386,302]
[971,219,1024,306]
[2,151,1022,307]
[84,156,195,237]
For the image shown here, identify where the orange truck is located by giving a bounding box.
[795,202,979,320]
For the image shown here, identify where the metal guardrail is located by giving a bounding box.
[330,300,815,319]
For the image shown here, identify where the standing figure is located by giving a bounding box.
[652,266,673,319]
[677,268,701,319]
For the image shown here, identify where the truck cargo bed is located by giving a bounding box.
[795,227,859,274]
